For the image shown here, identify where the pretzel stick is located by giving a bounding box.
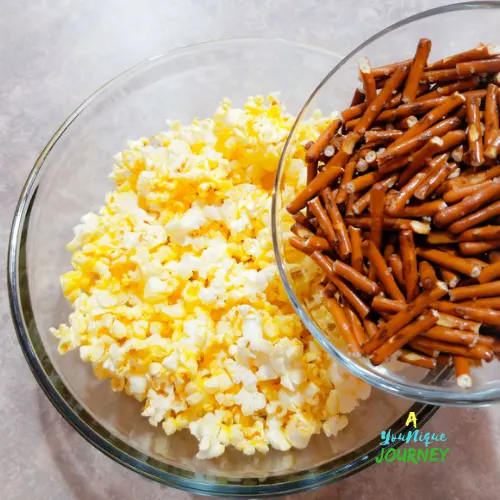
[289,236,314,255]
[399,229,419,301]
[347,96,450,129]
[483,84,500,159]
[440,267,461,288]
[415,77,481,101]
[364,129,403,145]
[459,240,500,255]
[426,232,459,245]
[353,65,409,134]
[378,154,413,174]
[371,311,438,366]
[398,199,447,217]
[306,118,342,166]
[489,250,500,264]
[327,297,362,356]
[446,165,500,191]
[436,312,481,332]
[350,88,366,106]
[433,301,500,326]
[348,226,364,274]
[395,136,444,186]
[363,241,406,302]
[352,176,398,215]
[341,102,367,122]
[398,349,437,369]
[363,319,379,339]
[457,297,500,309]
[435,129,467,152]
[411,337,493,362]
[345,303,369,345]
[336,156,358,204]
[427,43,500,70]
[449,280,500,302]
[377,116,460,163]
[416,161,457,201]
[459,226,500,242]
[434,179,500,227]
[363,282,449,354]
[291,225,330,251]
[371,59,412,79]
[421,326,478,347]
[448,199,500,234]
[436,353,453,366]
[359,57,377,104]
[420,68,461,83]
[345,192,358,217]
[457,57,500,77]
[387,254,405,286]
[453,356,472,388]
[402,38,432,103]
[451,144,464,162]
[372,296,406,314]
[331,260,380,295]
[345,171,385,193]
[395,116,418,130]
[443,180,493,204]
[311,252,370,318]
[286,166,344,214]
[370,181,387,251]
[466,95,484,167]
[383,93,466,155]
[416,247,483,278]
[292,212,316,232]
[344,217,430,234]
[307,198,337,247]
[419,260,438,290]
[321,187,352,259]
[386,169,429,215]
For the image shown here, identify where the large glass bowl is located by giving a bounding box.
[273,3,500,407]
[8,38,437,497]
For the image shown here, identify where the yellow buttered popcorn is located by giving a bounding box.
[51,95,370,459]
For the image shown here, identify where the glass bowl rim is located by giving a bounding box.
[8,37,437,497]
[272,1,500,407]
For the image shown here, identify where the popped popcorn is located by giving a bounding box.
[51,95,371,459]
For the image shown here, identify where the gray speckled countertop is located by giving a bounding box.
[1,1,499,499]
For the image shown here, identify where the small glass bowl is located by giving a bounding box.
[8,38,437,496]
[273,2,500,407]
